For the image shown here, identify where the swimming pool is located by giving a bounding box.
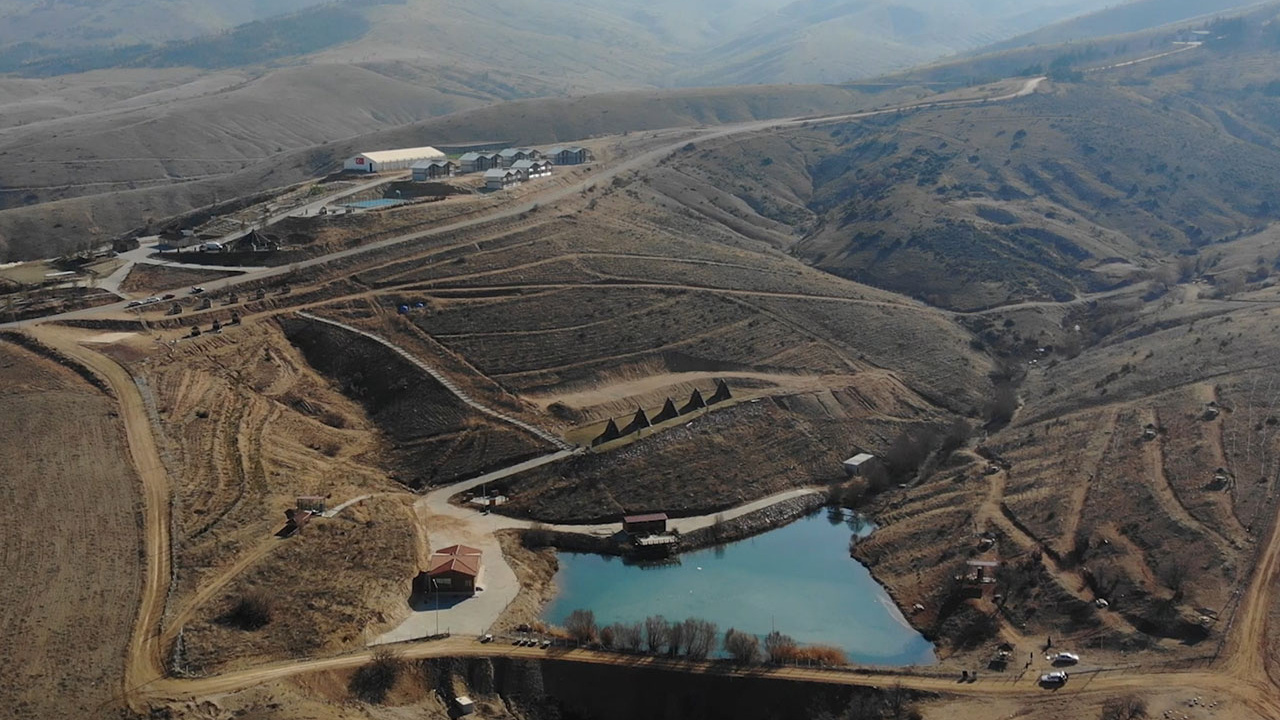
[343,198,406,209]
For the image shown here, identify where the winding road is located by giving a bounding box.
[17,62,1280,716]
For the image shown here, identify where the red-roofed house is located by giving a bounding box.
[623,513,668,535]
[420,544,483,595]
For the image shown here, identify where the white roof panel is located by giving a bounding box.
[355,146,445,163]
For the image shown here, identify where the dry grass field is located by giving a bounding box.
[0,340,142,719]
[119,263,238,295]
[123,323,422,674]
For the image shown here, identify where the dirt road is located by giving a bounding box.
[35,330,173,707]
[33,69,1280,715]
[1,77,1047,331]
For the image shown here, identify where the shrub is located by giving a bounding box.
[724,628,760,663]
[764,631,797,663]
[219,591,272,631]
[564,609,597,643]
[790,645,849,666]
[1100,695,1147,720]
[984,384,1018,427]
[349,648,402,704]
[523,522,554,548]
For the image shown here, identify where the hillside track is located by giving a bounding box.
[294,311,573,451]
[33,329,173,708]
[2,77,1049,332]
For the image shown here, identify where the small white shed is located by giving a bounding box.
[454,696,476,715]
[842,453,877,477]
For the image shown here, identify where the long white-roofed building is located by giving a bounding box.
[344,146,446,173]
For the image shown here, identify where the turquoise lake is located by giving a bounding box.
[543,511,936,666]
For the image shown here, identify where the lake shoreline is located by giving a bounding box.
[527,506,937,666]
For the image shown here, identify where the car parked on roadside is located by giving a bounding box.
[1051,652,1080,666]
[126,300,143,308]
[1039,671,1069,687]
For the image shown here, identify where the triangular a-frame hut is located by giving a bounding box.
[679,389,707,414]
[621,408,651,436]
[708,379,732,405]
[652,398,679,424]
[592,418,622,447]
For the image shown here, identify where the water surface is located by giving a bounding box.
[544,511,936,665]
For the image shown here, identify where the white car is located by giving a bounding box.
[1051,652,1080,666]
[1039,671,1069,686]
[142,296,162,305]
[479,633,493,643]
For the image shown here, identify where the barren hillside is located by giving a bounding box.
[654,41,1280,310]
[0,338,142,719]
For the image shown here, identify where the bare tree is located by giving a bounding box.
[644,615,671,654]
[723,628,760,664]
[764,631,797,663]
[613,621,643,652]
[599,624,616,649]
[667,617,686,657]
[683,618,718,660]
[564,609,597,643]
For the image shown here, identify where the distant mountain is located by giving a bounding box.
[676,0,1119,85]
[0,0,1139,84]
[0,0,335,47]
[980,0,1267,53]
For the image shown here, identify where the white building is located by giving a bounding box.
[842,453,878,477]
[459,152,502,173]
[484,168,521,190]
[547,146,590,165]
[511,159,552,178]
[498,148,540,167]
[411,159,458,181]
[344,146,446,173]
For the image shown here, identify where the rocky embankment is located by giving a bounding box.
[680,492,825,551]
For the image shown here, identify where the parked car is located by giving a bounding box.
[1039,671,1069,687]
[126,300,143,308]
[1051,652,1080,666]
[479,634,493,643]
[143,296,161,305]
[190,286,205,295]
[541,639,551,649]
[161,293,175,300]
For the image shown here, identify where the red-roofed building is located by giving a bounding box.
[419,544,483,595]
[435,544,482,557]
[623,513,668,535]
